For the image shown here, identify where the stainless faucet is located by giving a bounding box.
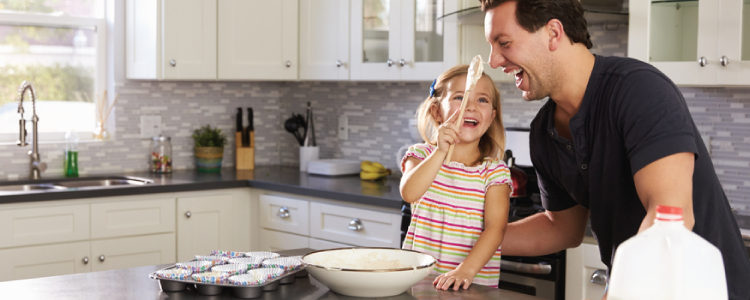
[16,81,47,180]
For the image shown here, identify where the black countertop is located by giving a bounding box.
[0,249,542,300]
[0,166,404,210]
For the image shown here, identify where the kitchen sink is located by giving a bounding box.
[0,176,153,195]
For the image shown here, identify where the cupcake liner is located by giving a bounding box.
[262,257,305,272]
[176,261,213,273]
[228,268,284,286]
[245,251,280,259]
[195,255,230,265]
[155,268,192,280]
[191,271,230,284]
[211,250,245,257]
[228,257,265,269]
[211,263,249,276]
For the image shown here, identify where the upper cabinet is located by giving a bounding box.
[126,0,217,80]
[299,0,350,80]
[456,0,511,82]
[350,0,458,81]
[218,0,299,80]
[629,0,750,86]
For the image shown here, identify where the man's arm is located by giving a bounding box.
[633,152,695,232]
[500,204,589,256]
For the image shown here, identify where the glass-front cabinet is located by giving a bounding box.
[629,0,750,85]
[351,0,458,80]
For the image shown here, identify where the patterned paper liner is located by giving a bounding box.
[195,255,230,265]
[176,261,213,273]
[211,250,245,257]
[228,257,265,269]
[262,257,304,272]
[155,268,192,280]
[245,251,280,259]
[191,271,230,284]
[211,263,248,276]
[228,268,284,286]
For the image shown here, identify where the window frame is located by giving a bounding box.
[0,11,107,144]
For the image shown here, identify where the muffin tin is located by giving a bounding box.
[149,250,306,299]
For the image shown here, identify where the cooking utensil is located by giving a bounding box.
[283,114,306,146]
[444,55,484,164]
[303,102,316,147]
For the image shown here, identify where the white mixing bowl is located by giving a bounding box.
[302,247,436,297]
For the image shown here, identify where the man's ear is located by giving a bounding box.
[546,19,564,51]
[430,104,443,124]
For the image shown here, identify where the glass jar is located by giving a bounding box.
[150,135,172,174]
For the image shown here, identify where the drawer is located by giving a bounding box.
[309,202,401,248]
[0,204,90,248]
[259,229,309,252]
[259,195,309,235]
[90,233,175,272]
[91,198,175,239]
[0,241,90,282]
[309,237,352,250]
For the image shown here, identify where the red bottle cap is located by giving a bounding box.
[656,205,683,221]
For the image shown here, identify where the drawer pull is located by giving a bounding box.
[82,257,89,264]
[590,269,608,285]
[277,207,290,218]
[99,255,106,262]
[185,211,191,218]
[348,219,363,231]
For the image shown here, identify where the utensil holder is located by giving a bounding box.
[299,146,319,172]
[236,132,255,170]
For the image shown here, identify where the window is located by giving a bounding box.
[0,0,105,143]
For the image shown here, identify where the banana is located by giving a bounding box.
[371,162,385,170]
[359,168,392,181]
[361,160,387,173]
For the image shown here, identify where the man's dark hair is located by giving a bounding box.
[480,0,593,49]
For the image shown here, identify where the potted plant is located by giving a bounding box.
[192,125,228,173]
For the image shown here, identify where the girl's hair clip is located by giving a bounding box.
[429,79,437,98]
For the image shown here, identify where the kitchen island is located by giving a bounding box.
[0,248,543,300]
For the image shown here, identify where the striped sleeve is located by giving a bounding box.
[485,160,512,193]
[400,143,435,173]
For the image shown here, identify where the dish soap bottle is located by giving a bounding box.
[64,129,79,177]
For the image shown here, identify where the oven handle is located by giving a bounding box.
[500,260,552,275]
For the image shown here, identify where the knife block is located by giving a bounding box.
[235,132,255,170]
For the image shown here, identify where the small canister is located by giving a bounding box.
[150,135,172,173]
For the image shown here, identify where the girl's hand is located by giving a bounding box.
[435,109,461,154]
[432,268,473,291]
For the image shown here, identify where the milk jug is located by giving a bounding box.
[607,205,727,300]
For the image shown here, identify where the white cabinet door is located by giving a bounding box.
[399,0,458,81]
[350,0,402,80]
[259,195,310,236]
[0,241,90,282]
[309,237,353,250]
[218,0,299,80]
[309,202,401,248]
[259,229,309,252]
[0,204,90,248]
[176,194,235,262]
[126,0,159,79]
[90,233,176,272]
[90,198,175,239]
[163,0,217,80]
[299,0,350,80]
[566,243,608,300]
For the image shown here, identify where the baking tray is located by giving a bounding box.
[149,256,306,298]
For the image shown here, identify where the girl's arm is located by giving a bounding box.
[400,111,461,203]
[433,184,511,290]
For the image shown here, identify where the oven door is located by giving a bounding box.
[499,254,565,300]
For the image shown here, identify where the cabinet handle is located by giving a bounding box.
[387,59,393,67]
[286,61,292,68]
[170,59,176,67]
[720,55,730,66]
[336,60,342,68]
[277,207,290,218]
[99,255,106,262]
[698,56,707,67]
[185,211,191,218]
[348,218,363,231]
[399,59,407,67]
[82,257,89,264]
[590,269,608,285]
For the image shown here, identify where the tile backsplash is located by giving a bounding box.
[1,23,750,217]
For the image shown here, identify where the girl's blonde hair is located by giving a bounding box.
[416,64,506,162]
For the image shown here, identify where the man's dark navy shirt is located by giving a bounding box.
[529,55,750,299]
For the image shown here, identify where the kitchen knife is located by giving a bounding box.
[247,107,254,148]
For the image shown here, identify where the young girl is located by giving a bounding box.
[400,64,511,290]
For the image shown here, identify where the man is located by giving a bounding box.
[480,0,750,298]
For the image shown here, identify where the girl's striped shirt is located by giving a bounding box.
[401,143,512,287]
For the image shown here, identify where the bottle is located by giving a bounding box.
[607,205,727,300]
[150,135,172,174]
[64,129,79,178]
